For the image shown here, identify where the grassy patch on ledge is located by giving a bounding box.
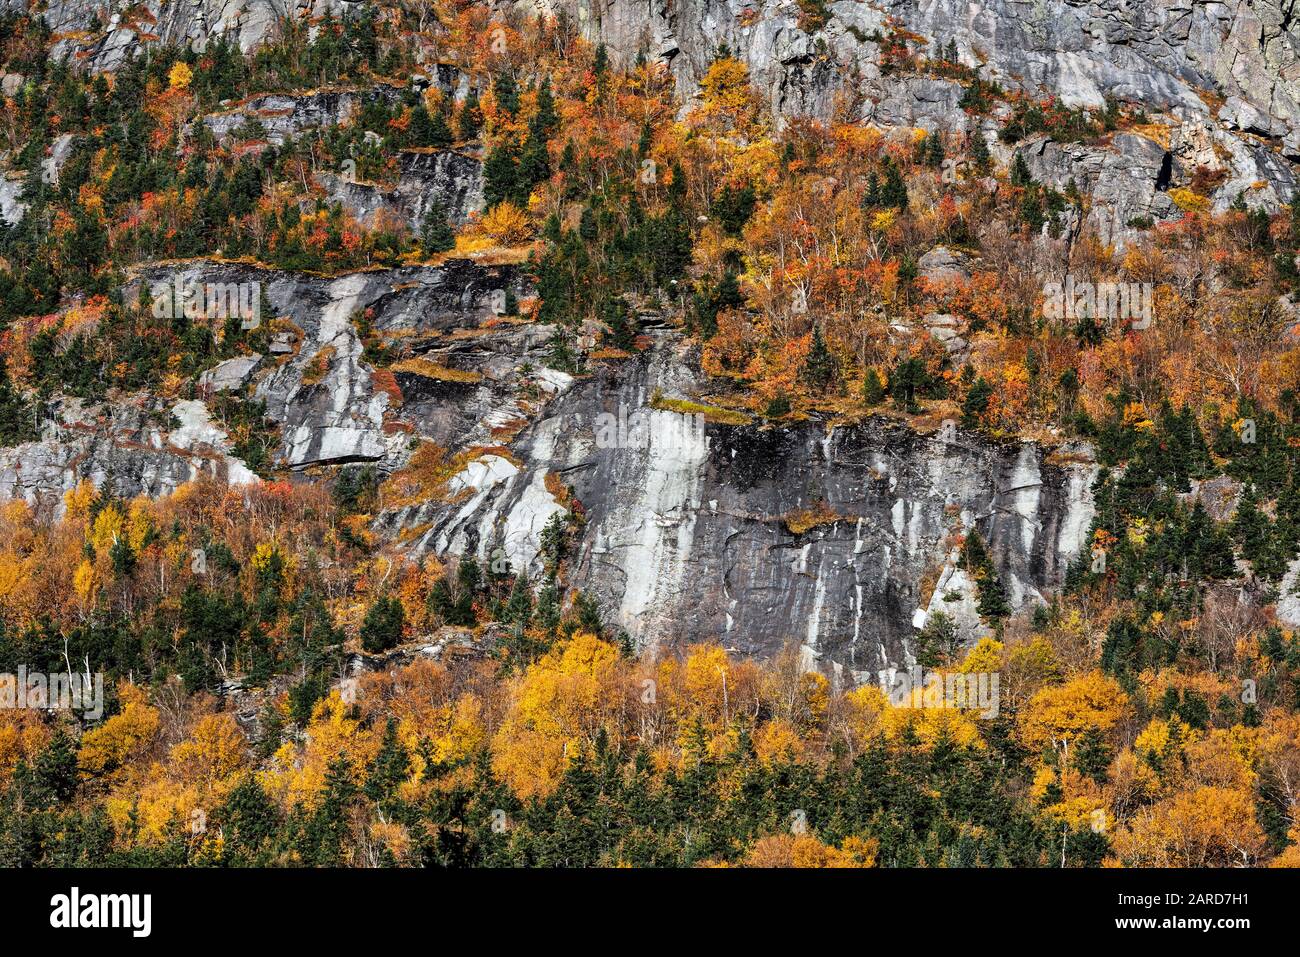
[781,500,843,535]
[650,392,752,426]
[389,358,483,384]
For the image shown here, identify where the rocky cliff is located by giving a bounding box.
[533,0,1300,242]
[0,248,1096,673]
[375,328,1096,675]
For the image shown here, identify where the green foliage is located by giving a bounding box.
[360,595,406,653]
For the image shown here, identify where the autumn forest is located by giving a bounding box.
[0,1,1297,874]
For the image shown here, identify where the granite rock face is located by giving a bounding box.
[317,149,485,228]
[0,257,533,515]
[538,0,1300,137]
[201,85,409,147]
[0,394,258,515]
[532,0,1300,237]
[0,243,1095,672]
[133,258,531,470]
[380,332,1097,675]
[199,67,473,145]
[21,0,345,74]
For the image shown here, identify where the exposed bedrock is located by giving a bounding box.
[386,333,1097,676]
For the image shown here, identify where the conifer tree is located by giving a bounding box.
[421,198,456,253]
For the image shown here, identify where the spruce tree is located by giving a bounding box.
[862,368,886,405]
[360,595,405,652]
[803,326,838,391]
[1010,152,1034,187]
[882,157,909,209]
[421,198,456,253]
[456,91,481,141]
[961,376,993,428]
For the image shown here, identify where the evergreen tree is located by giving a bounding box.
[802,326,837,391]
[360,595,405,653]
[456,91,481,141]
[961,376,993,428]
[882,157,909,209]
[221,774,279,861]
[484,144,525,207]
[492,73,520,116]
[364,718,410,809]
[298,757,356,866]
[532,77,560,137]
[862,368,886,405]
[1010,152,1034,187]
[0,356,36,447]
[503,571,533,625]
[421,198,456,253]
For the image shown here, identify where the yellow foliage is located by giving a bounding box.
[491,633,622,799]
[78,683,160,779]
[1168,187,1210,213]
[754,718,805,765]
[263,691,369,809]
[73,559,99,604]
[250,542,281,574]
[167,61,193,91]
[479,202,532,245]
[89,505,124,554]
[870,209,896,232]
[958,637,1003,674]
[742,832,878,867]
[1109,786,1268,867]
[1019,671,1128,753]
[880,697,986,750]
[1134,716,1196,775]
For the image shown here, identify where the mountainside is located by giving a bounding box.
[0,0,1298,869]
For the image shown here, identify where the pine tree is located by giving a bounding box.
[961,376,993,428]
[483,144,522,207]
[914,611,960,667]
[456,91,481,141]
[534,575,562,636]
[1010,152,1034,187]
[360,595,405,652]
[0,356,36,447]
[364,718,410,809]
[409,101,435,146]
[601,297,637,351]
[802,326,838,391]
[492,73,520,116]
[882,158,909,209]
[427,108,453,148]
[421,198,456,253]
[1233,483,1269,566]
[863,170,881,207]
[532,77,560,137]
[503,571,533,624]
[926,132,945,168]
[1019,187,1045,230]
[519,129,551,190]
[961,529,1010,624]
[862,368,886,405]
[299,757,356,866]
[221,774,279,860]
